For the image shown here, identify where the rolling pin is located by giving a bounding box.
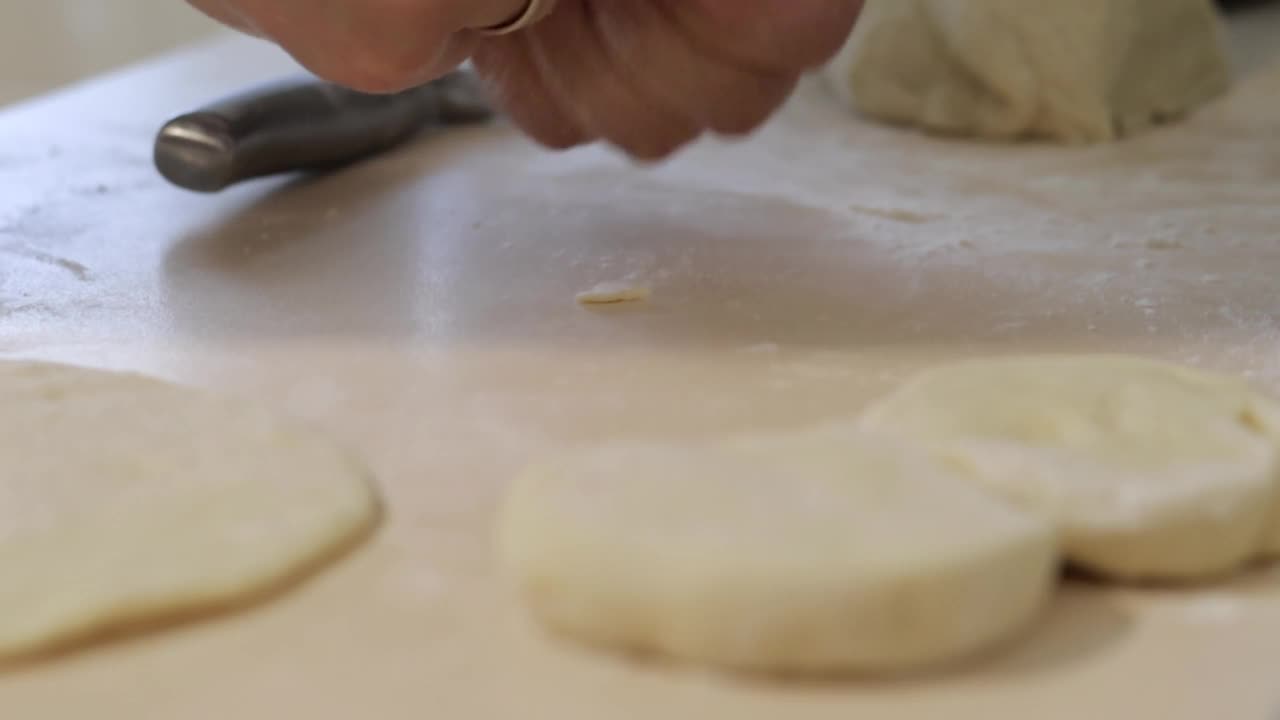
[153,69,494,193]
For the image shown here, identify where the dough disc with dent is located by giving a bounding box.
[861,355,1280,581]
[499,430,1056,674]
[0,361,380,660]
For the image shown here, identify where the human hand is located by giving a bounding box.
[188,0,865,159]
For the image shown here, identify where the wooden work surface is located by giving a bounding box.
[2,8,1280,719]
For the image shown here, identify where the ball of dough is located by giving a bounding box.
[861,355,1280,581]
[498,430,1056,674]
[0,362,380,660]
[823,0,1232,143]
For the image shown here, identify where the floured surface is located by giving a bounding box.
[2,6,1280,719]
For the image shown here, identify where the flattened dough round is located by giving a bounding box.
[0,362,380,660]
[861,355,1280,580]
[499,430,1055,674]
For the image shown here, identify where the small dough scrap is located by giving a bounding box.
[824,0,1231,143]
[0,362,380,661]
[575,281,651,306]
[499,429,1056,674]
[861,355,1280,581]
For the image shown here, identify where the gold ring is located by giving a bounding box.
[477,0,549,35]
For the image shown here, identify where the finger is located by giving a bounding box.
[471,35,594,150]
[525,0,701,160]
[227,0,471,93]
[658,0,864,73]
[185,0,263,36]
[445,0,560,32]
[593,0,797,137]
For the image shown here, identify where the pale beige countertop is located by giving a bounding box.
[0,0,219,106]
[2,5,1280,720]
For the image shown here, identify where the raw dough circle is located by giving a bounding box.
[861,355,1280,580]
[498,430,1056,674]
[0,362,380,660]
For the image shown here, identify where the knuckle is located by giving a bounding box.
[709,102,773,135]
[621,142,671,162]
[687,0,862,71]
[581,93,701,160]
[521,116,590,150]
[473,46,591,150]
[708,78,794,135]
[541,128,590,151]
[615,126,699,162]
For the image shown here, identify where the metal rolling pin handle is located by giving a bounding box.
[153,70,494,193]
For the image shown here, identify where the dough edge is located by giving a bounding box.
[0,361,383,662]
